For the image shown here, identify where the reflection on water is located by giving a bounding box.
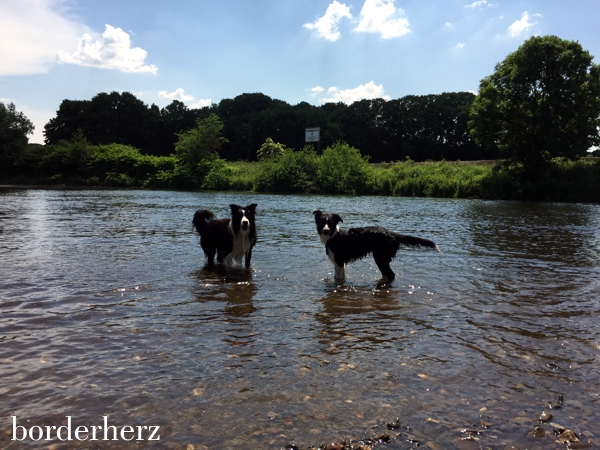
[1,188,599,449]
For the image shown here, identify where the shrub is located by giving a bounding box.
[202,158,234,190]
[317,142,371,194]
[255,146,319,193]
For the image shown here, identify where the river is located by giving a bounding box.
[1,188,599,449]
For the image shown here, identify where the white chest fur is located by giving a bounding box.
[227,227,251,266]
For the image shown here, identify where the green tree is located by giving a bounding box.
[0,102,34,174]
[257,137,286,161]
[469,35,600,169]
[174,114,228,187]
[317,142,371,194]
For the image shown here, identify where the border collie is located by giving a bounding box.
[193,204,257,267]
[313,210,440,283]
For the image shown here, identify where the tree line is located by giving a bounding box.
[42,90,489,163]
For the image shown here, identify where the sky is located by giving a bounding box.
[1,0,599,144]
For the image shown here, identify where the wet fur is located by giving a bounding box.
[193,204,257,267]
[313,210,440,283]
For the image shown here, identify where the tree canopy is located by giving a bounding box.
[469,35,600,168]
[43,90,487,163]
[0,101,34,174]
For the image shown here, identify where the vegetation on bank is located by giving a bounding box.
[2,130,599,203]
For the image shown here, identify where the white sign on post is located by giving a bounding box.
[305,127,320,143]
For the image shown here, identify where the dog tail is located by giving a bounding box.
[192,209,217,235]
[395,233,442,253]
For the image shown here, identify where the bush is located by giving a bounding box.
[255,146,319,193]
[202,158,234,190]
[317,142,371,194]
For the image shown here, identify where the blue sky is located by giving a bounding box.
[1,0,599,144]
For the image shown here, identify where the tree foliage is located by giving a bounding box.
[44,92,215,156]
[257,137,286,161]
[469,35,600,168]
[0,101,34,173]
[42,90,487,162]
[173,114,228,187]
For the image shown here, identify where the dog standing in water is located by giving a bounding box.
[313,210,440,283]
[193,204,257,267]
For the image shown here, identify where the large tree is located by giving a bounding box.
[0,101,34,174]
[469,35,600,168]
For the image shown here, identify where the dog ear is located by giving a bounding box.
[313,210,322,222]
[229,204,240,213]
[246,204,257,213]
[332,214,343,224]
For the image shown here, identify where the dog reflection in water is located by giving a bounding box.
[193,204,257,267]
[313,210,441,283]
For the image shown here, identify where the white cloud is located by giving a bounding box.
[464,1,496,9]
[303,1,352,42]
[318,81,391,104]
[354,0,410,39]
[57,24,157,73]
[508,11,541,38]
[158,88,212,109]
[158,88,195,102]
[0,0,89,76]
[189,99,213,109]
[456,42,466,49]
[307,86,326,97]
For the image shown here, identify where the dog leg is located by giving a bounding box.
[374,252,395,282]
[225,253,234,267]
[216,250,224,263]
[334,263,346,283]
[245,248,252,267]
[204,247,216,266]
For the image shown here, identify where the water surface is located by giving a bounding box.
[1,188,599,449]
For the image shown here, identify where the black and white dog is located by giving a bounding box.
[313,210,440,283]
[193,204,257,267]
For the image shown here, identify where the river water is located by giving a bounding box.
[1,188,599,449]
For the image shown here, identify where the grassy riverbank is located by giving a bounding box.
[201,156,600,203]
[2,141,599,203]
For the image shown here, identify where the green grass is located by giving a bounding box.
[4,138,599,203]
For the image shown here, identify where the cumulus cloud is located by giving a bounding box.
[508,11,541,38]
[158,88,212,109]
[158,88,195,102]
[316,81,390,104]
[189,99,213,109]
[464,1,496,9]
[303,1,352,42]
[0,0,89,76]
[354,0,410,39]
[57,24,157,73]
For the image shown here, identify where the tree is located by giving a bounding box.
[257,137,286,161]
[469,35,600,169]
[0,101,34,174]
[174,114,228,186]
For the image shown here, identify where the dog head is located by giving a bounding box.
[313,210,342,244]
[230,204,257,234]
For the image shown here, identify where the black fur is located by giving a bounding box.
[193,204,257,267]
[313,210,440,282]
